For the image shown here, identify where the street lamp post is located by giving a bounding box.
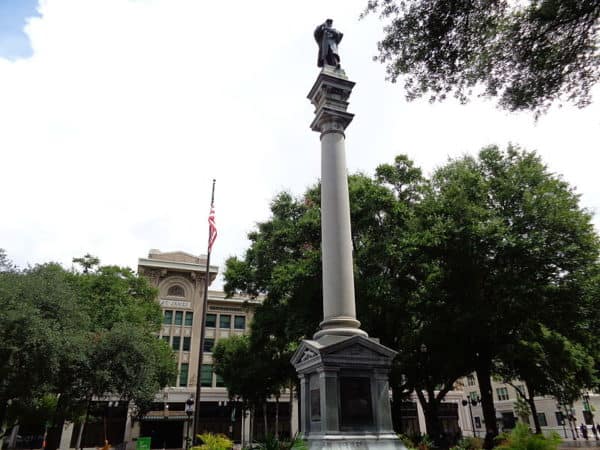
[185,396,195,450]
[556,403,568,439]
[583,393,598,441]
[462,397,481,438]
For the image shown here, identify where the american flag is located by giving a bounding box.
[208,205,217,253]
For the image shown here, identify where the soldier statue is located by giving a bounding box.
[314,19,343,68]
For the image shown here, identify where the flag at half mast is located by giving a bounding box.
[208,205,217,253]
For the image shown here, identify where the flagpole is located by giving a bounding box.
[193,179,216,441]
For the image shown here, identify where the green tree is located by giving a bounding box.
[496,326,597,433]
[0,254,177,447]
[224,166,474,445]
[416,145,600,447]
[212,335,271,444]
[0,262,86,438]
[363,0,600,115]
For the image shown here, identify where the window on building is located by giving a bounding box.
[474,417,481,428]
[184,312,193,326]
[496,387,509,401]
[172,336,181,351]
[467,375,476,386]
[515,385,526,397]
[179,363,189,387]
[234,315,246,330]
[469,391,479,402]
[163,310,173,325]
[168,285,185,297]
[174,311,183,326]
[182,337,191,351]
[537,412,548,427]
[219,315,231,329]
[203,338,215,353]
[206,314,216,328]
[162,335,170,344]
[201,364,212,387]
[555,411,565,426]
[216,373,225,388]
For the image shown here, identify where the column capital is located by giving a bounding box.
[308,67,355,135]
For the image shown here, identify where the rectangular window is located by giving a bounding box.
[172,336,181,351]
[474,417,481,428]
[537,412,548,427]
[179,363,189,387]
[219,315,231,329]
[555,411,565,426]
[496,387,509,401]
[203,338,215,353]
[234,315,246,330]
[206,314,217,328]
[216,373,225,388]
[162,335,170,344]
[184,312,193,326]
[174,311,183,326]
[467,375,476,386]
[182,337,191,351]
[201,364,213,387]
[163,310,173,325]
[469,391,479,402]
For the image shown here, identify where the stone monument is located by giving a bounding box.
[291,20,405,450]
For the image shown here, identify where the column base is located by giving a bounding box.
[314,316,368,340]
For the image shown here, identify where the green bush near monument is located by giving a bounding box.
[494,424,561,450]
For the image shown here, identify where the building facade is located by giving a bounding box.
[458,374,600,440]
[40,250,294,450]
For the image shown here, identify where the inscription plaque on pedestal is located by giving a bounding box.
[339,377,373,428]
[310,388,321,421]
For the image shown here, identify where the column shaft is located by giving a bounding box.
[321,131,356,322]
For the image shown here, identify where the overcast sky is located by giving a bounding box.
[2,0,599,287]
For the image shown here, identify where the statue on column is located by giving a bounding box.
[314,19,343,68]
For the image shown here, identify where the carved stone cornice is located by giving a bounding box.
[308,66,355,136]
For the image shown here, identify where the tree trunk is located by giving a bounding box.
[390,385,402,433]
[240,408,245,449]
[75,422,85,450]
[0,398,8,440]
[275,395,279,439]
[476,361,498,450]
[524,383,541,434]
[249,407,254,445]
[263,402,268,439]
[79,396,92,450]
[416,391,444,449]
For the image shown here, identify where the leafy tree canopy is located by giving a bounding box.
[363,0,600,115]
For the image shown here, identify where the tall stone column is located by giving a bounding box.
[292,64,404,450]
[308,66,367,340]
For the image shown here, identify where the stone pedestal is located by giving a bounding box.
[292,66,404,450]
[291,336,403,450]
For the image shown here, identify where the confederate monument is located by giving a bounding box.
[291,20,405,450]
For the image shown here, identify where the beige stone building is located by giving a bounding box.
[458,374,600,440]
[47,250,293,450]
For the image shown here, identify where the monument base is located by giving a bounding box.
[291,335,405,450]
[305,434,405,450]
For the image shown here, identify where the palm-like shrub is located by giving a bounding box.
[495,423,561,450]
[192,433,233,450]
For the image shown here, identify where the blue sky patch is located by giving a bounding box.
[0,0,40,60]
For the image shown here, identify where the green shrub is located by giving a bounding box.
[451,436,484,450]
[494,423,561,450]
[254,434,307,450]
[397,434,417,450]
[192,433,234,450]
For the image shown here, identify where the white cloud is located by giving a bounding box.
[1,0,599,285]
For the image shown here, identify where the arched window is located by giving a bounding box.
[167,285,185,297]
